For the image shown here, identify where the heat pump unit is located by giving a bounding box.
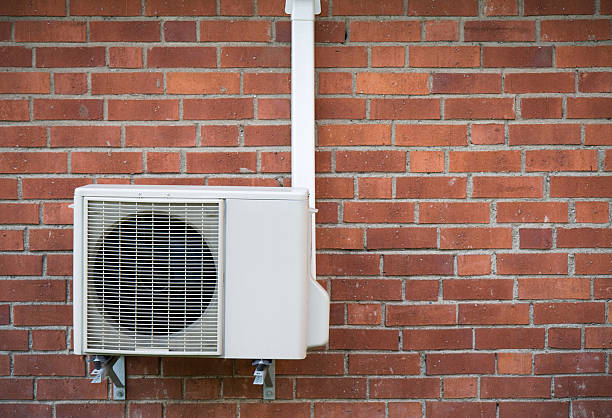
[73,184,328,359]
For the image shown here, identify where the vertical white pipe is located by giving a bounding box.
[286,0,329,348]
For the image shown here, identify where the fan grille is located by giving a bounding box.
[85,200,221,354]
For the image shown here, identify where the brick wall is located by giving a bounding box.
[0,0,611,416]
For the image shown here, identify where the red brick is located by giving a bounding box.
[0,306,8,325]
[0,72,49,94]
[318,72,352,94]
[0,279,65,302]
[349,353,419,375]
[32,330,66,350]
[37,47,105,67]
[13,305,72,326]
[505,72,574,94]
[585,327,612,348]
[509,123,580,145]
[50,126,120,148]
[184,98,253,120]
[451,151,520,172]
[410,46,479,67]
[555,376,612,397]
[126,377,182,400]
[443,378,478,398]
[221,46,289,68]
[317,254,379,276]
[542,19,610,42]
[441,227,511,249]
[201,21,270,42]
[183,378,219,400]
[557,46,612,68]
[446,98,515,120]
[145,0,215,15]
[22,178,91,199]
[0,100,29,121]
[109,47,142,68]
[331,279,402,301]
[521,97,562,118]
[557,228,612,248]
[569,401,611,418]
[397,124,467,147]
[551,176,612,198]
[465,20,534,41]
[0,46,32,67]
[334,0,403,15]
[535,353,605,374]
[316,98,365,119]
[524,0,594,15]
[497,353,532,374]
[316,228,363,250]
[316,177,354,198]
[314,403,386,418]
[371,46,405,67]
[0,330,28,350]
[0,0,65,15]
[367,227,436,250]
[34,99,103,120]
[329,329,398,350]
[0,203,39,223]
[497,202,568,223]
[518,228,552,249]
[207,177,276,187]
[498,253,567,275]
[297,377,366,399]
[484,46,552,67]
[162,358,232,376]
[457,254,491,276]
[473,176,542,198]
[219,0,252,15]
[244,73,290,94]
[315,46,367,68]
[162,21,196,42]
[568,97,612,119]
[350,21,420,42]
[397,177,466,198]
[186,152,256,174]
[0,404,51,417]
[0,254,42,276]
[428,353,495,375]
[56,404,129,418]
[401,280,437,301]
[604,0,612,13]
[432,73,500,94]
[357,178,391,199]
[15,21,85,42]
[575,253,612,274]
[0,179,18,199]
[444,279,512,300]
[344,202,413,223]
[458,303,528,325]
[425,20,459,41]
[410,151,443,173]
[147,152,179,173]
[0,230,24,251]
[147,46,216,68]
[347,303,381,325]
[72,152,142,174]
[420,202,489,224]
[242,404,309,418]
[579,72,612,93]
[518,278,591,299]
[481,377,551,398]
[356,72,428,95]
[37,378,107,400]
[594,278,612,299]
[370,98,440,120]
[258,98,290,119]
[124,357,159,376]
[404,329,472,350]
[476,328,545,349]
[129,404,163,418]
[108,99,178,121]
[92,73,162,94]
[408,0,478,15]
[371,378,440,398]
[528,149,597,172]
[242,125,287,147]
[14,354,83,376]
[0,379,34,400]
[387,304,456,326]
[337,150,405,173]
[71,0,140,15]
[318,124,390,147]
[0,22,8,40]
[126,126,195,147]
[535,302,605,324]
[276,353,344,376]
[170,72,240,94]
[53,73,87,94]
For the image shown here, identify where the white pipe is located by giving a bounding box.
[285,0,329,348]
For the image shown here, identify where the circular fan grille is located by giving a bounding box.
[90,211,216,337]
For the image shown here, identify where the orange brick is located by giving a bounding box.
[396,124,467,146]
[318,124,390,146]
[526,150,597,172]
[498,353,532,374]
[450,151,520,172]
[318,72,352,94]
[471,123,504,145]
[441,228,512,249]
[358,177,392,198]
[371,46,405,67]
[356,73,428,95]
[166,72,240,94]
[425,20,458,41]
[0,72,50,94]
[445,98,515,120]
[200,21,270,42]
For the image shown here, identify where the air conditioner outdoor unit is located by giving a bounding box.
[73,184,328,360]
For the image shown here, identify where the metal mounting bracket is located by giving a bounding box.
[90,355,126,401]
[252,359,275,400]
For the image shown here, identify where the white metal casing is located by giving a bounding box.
[73,184,324,359]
